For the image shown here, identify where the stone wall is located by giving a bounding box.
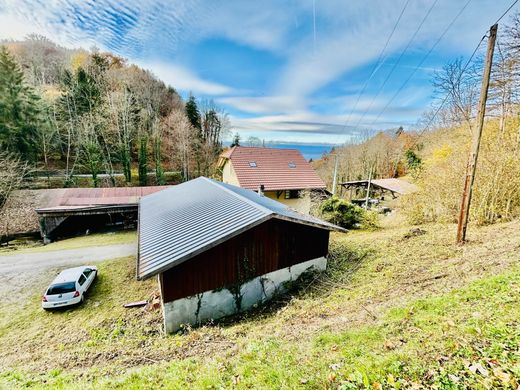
[161,256,327,333]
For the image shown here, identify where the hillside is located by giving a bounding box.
[0,218,518,388]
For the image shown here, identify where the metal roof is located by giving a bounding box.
[137,177,342,280]
[340,178,419,195]
[35,186,168,213]
[219,146,326,191]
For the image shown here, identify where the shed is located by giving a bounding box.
[35,186,167,242]
[340,178,419,198]
[137,177,342,333]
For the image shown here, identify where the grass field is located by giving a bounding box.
[0,220,518,389]
[0,230,137,255]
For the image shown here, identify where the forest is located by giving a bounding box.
[315,15,520,227]
[0,35,229,207]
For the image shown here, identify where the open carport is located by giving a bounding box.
[35,187,167,242]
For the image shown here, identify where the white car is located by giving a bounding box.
[42,266,98,310]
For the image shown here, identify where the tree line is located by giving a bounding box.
[0,35,229,189]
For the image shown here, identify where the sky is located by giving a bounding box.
[0,0,517,144]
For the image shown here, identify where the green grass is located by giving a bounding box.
[0,230,137,255]
[0,220,519,389]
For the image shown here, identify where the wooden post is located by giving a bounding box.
[365,166,373,209]
[331,154,339,195]
[456,24,498,244]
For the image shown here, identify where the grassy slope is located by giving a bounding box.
[0,220,518,389]
[0,230,137,255]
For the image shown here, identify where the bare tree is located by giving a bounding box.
[0,152,33,210]
[432,58,481,130]
[163,110,196,181]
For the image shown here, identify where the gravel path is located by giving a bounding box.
[0,243,137,303]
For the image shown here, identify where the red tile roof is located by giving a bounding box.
[223,147,326,191]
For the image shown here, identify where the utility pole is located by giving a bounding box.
[365,165,373,209]
[331,154,339,195]
[456,24,498,244]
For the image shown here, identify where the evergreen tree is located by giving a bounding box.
[185,95,201,130]
[0,46,42,160]
[186,95,204,176]
[138,136,148,186]
[230,133,241,147]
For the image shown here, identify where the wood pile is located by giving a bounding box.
[0,190,46,238]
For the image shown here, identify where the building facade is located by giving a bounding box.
[218,146,327,214]
[137,177,341,333]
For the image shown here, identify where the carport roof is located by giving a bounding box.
[137,177,342,280]
[35,186,168,213]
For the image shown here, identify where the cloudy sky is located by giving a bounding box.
[0,0,516,144]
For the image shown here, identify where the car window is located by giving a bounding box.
[47,282,76,295]
[83,269,93,278]
[78,274,87,286]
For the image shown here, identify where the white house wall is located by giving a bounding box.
[162,256,327,334]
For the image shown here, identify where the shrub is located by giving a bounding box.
[359,209,380,230]
[319,196,378,229]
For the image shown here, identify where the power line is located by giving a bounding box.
[496,0,519,23]
[352,0,440,130]
[368,0,473,129]
[407,0,520,149]
[342,0,412,128]
[407,34,486,149]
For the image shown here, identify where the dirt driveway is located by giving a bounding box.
[0,243,137,303]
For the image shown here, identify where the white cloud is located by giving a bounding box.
[217,95,307,114]
[138,62,234,95]
[0,0,516,143]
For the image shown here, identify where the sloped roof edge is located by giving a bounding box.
[137,177,342,280]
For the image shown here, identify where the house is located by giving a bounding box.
[218,146,327,214]
[137,177,342,333]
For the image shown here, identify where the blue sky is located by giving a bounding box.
[0,0,516,144]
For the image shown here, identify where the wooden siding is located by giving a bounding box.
[161,218,329,302]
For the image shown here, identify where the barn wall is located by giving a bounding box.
[161,218,330,303]
[161,256,327,333]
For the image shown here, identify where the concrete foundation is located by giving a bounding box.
[162,256,327,333]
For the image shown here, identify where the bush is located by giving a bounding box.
[359,209,380,230]
[319,196,378,229]
[400,119,520,226]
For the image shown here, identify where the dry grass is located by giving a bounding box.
[0,230,137,255]
[0,219,519,388]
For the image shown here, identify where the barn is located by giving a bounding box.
[35,186,167,242]
[137,177,342,333]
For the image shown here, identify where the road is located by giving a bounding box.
[0,243,137,303]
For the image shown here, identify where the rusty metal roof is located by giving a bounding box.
[137,177,341,280]
[221,146,326,191]
[35,186,168,213]
[340,178,419,195]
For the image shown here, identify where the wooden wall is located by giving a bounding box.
[161,219,330,302]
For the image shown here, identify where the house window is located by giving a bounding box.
[249,161,257,167]
[285,190,300,199]
[288,162,296,168]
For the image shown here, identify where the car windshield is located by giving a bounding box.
[47,282,76,295]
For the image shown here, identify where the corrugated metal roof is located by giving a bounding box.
[340,178,419,195]
[35,186,168,213]
[221,146,326,191]
[137,177,341,280]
